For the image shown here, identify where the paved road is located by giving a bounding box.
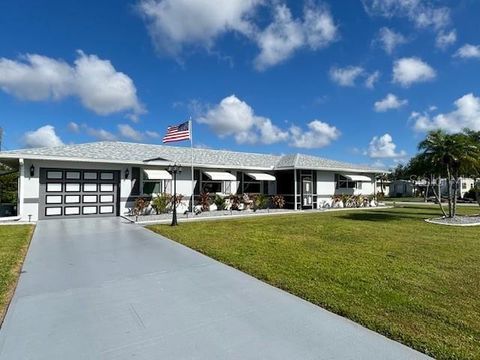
[0,218,431,359]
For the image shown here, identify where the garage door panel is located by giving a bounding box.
[39,169,119,220]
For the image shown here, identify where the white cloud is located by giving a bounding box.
[411,93,480,133]
[454,44,480,60]
[365,70,380,89]
[329,66,364,86]
[0,51,144,119]
[145,130,160,138]
[289,120,340,148]
[371,159,386,168]
[69,122,160,142]
[198,95,288,144]
[137,0,260,57]
[73,52,145,120]
[254,3,338,70]
[392,57,436,87]
[435,29,456,50]
[362,0,450,30]
[363,0,451,49]
[367,133,406,158]
[23,125,64,148]
[118,124,144,141]
[138,0,337,70]
[374,93,408,112]
[377,27,407,54]
[68,121,80,133]
[197,95,339,148]
[84,126,117,141]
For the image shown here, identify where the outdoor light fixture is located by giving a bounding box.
[125,168,130,179]
[29,164,35,177]
[167,164,182,226]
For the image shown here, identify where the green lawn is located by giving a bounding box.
[148,206,480,360]
[0,225,34,321]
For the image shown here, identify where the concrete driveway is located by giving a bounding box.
[0,217,430,360]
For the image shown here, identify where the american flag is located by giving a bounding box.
[162,121,191,143]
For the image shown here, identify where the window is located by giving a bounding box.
[66,171,80,180]
[201,182,222,193]
[335,174,358,189]
[462,182,467,189]
[242,174,261,194]
[47,171,62,180]
[143,180,171,195]
[200,173,222,194]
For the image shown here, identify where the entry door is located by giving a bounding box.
[301,176,313,209]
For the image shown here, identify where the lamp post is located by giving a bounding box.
[168,163,182,226]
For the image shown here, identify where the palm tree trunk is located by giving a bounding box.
[432,175,447,217]
[452,177,459,217]
[475,179,480,209]
[424,179,429,203]
[446,166,452,218]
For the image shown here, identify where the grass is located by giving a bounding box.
[0,225,34,322]
[148,206,480,360]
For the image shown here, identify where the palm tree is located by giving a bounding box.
[407,153,446,216]
[419,130,480,217]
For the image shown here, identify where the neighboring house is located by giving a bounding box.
[389,180,415,197]
[0,141,385,221]
[376,180,390,196]
[440,177,476,198]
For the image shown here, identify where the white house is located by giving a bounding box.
[440,177,476,198]
[0,141,386,221]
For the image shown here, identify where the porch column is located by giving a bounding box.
[293,168,297,210]
[18,158,24,218]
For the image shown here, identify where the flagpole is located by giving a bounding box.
[189,117,194,213]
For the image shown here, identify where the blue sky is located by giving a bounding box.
[0,0,479,168]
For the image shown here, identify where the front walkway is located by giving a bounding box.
[0,217,430,359]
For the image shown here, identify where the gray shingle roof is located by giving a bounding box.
[0,141,385,172]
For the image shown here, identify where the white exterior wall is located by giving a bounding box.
[20,159,133,221]
[316,171,335,203]
[316,171,376,208]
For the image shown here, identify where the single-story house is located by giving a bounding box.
[0,141,386,221]
[440,177,476,198]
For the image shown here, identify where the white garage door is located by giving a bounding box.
[39,169,120,220]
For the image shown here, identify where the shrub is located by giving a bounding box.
[151,193,170,214]
[214,194,226,210]
[464,188,476,200]
[376,192,385,201]
[133,197,150,216]
[253,194,268,211]
[198,192,211,211]
[271,195,285,209]
[228,194,241,210]
[172,193,184,205]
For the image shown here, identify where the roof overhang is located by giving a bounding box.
[143,169,172,180]
[203,171,236,181]
[246,172,276,181]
